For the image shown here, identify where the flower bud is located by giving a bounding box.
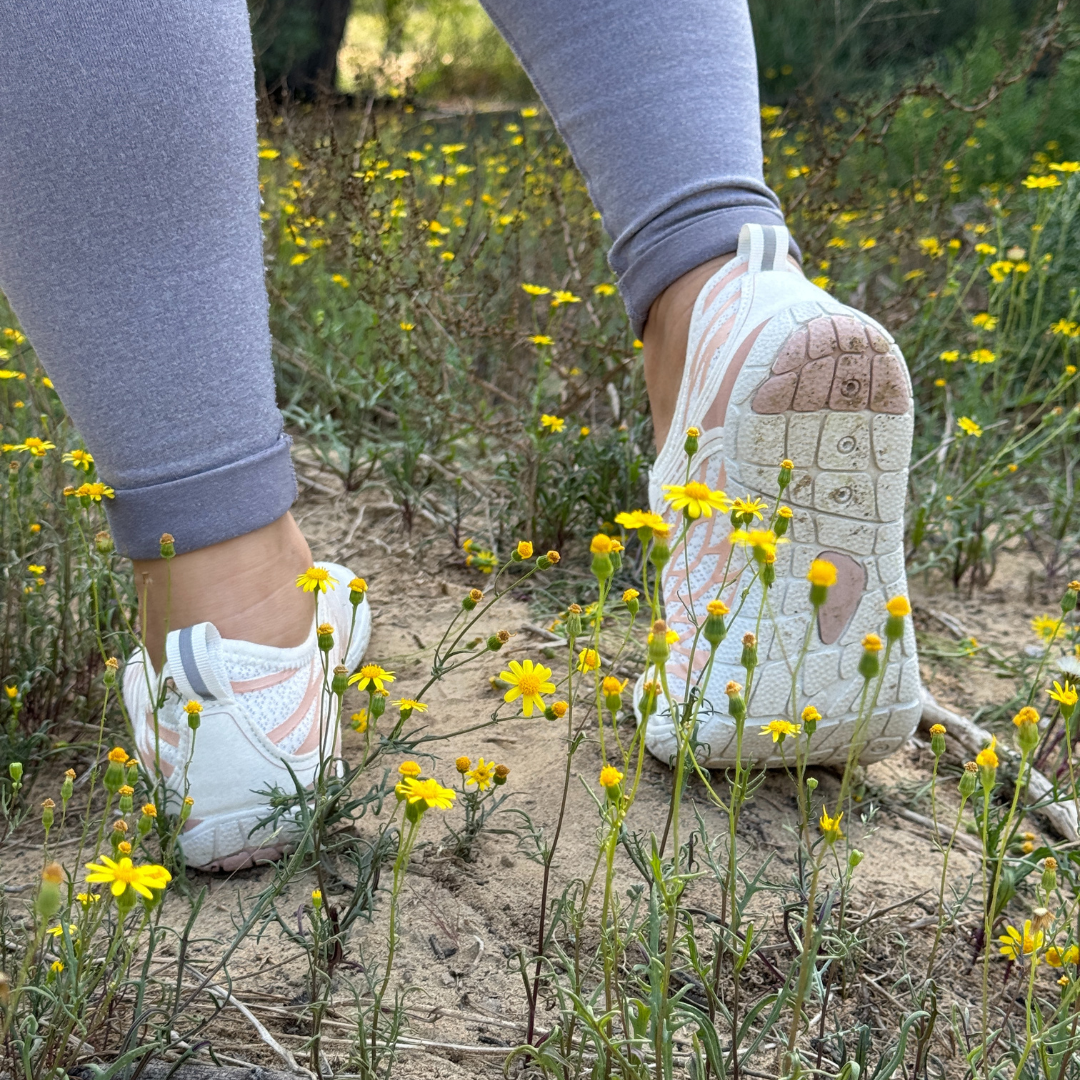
[349,577,368,606]
[1042,857,1058,894]
[725,681,746,723]
[704,600,728,647]
[61,768,75,805]
[8,761,23,786]
[180,796,194,823]
[848,849,864,869]
[806,776,818,792]
[462,587,483,610]
[1033,907,1053,935]
[118,785,134,813]
[774,506,792,537]
[638,681,660,720]
[317,622,334,652]
[332,664,348,696]
[138,807,155,837]
[95,530,114,554]
[684,427,700,457]
[41,798,55,831]
[777,459,794,490]
[622,588,640,616]
[494,763,510,786]
[884,595,911,642]
[125,758,138,786]
[547,700,569,720]
[1013,707,1041,756]
[566,604,583,639]
[312,889,323,910]
[455,756,471,774]
[159,533,175,559]
[370,692,387,719]
[959,761,979,798]
[184,700,202,731]
[647,620,671,666]
[104,747,127,794]
[649,532,671,571]
[740,631,757,673]
[858,635,883,680]
[1062,581,1079,614]
[801,706,821,737]
[103,656,118,688]
[590,534,614,582]
[537,550,560,570]
[929,723,946,758]
[36,863,63,921]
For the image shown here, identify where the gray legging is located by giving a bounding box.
[0,0,791,560]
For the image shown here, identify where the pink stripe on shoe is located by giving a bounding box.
[231,667,299,694]
[265,659,320,746]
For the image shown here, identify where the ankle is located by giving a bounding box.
[133,513,314,668]
[643,254,734,451]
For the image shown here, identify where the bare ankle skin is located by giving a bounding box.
[133,512,314,669]
[643,251,803,451]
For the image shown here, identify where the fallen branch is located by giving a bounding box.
[919,688,1080,841]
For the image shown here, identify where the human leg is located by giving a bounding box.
[0,0,311,665]
[478,0,920,765]
[0,0,369,867]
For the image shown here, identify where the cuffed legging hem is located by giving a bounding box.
[104,434,297,560]
[620,207,801,337]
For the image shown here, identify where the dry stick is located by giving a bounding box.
[918,688,1080,841]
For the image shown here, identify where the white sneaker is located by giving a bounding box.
[123,561,371,871]
[638,223,921,769]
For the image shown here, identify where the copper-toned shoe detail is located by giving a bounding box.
[751,314,912,416]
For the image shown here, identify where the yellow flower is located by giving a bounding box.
[1048,681,1078,708]
[396,776,456,810]
[499,659,555,717]
[1049,161,1080,172]
[1047,945,1080,967]
[988,260,1014,283]
[107,746,128,764]
[761,719,800,742]
[939,350,960,362]
[707,599,730,616]
[615,510,666,531]
[539,414,565,433]
[1013,706,1040,728]
[957,416,982,438]
[465,758,497,790]
[819,806,844,839]
[598,765,624,788]
[141,803,157,818]
[576,648,601,673]
[663,481,730,519]
[62,449,94,471]
[731,528,784,564]
[50,961,64,975]
[11,436,55,456]
[27,564,45,575]
[331,273,350,288]
[974,242,997,256]
[399,321,415,331]
[516,540,534,559]
[398,761,422,778]
[972,312,998,330]
[76,892,100,906]
[1022,174,1061,189]
[46,923,78,939]
[550,290,581,306]
[862,633,883,653]
[623,588,640,603]
[999,920,1043,960]
[976,735,999,770]
[590,533,614,554]
[84,856,171,899]
[1032,614,1065,642]
[731,495,768,521]
[183,700,202,717]
[885,595,911,617]
[349,664,395,693]
[968,348,996,365]
[807,559,838,588]
[529,334,554,345]
[350,710,368,733]
[521,283,551,296]
[593,283,616,296]
[392,698,427,713]
[296,566,336,593]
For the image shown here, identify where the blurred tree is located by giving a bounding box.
[250,0,352,97]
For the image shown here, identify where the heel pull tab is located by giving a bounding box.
[164,623,232,702]
[736,223,792,273]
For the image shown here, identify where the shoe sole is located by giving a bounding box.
[643,295,921,769]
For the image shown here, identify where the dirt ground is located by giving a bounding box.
[9,479,1076,1077]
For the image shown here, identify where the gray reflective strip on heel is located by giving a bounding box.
[179,626,214,700]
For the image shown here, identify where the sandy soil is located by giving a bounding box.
[8,479,1075,1078]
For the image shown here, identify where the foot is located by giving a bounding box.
[123,561,371,870]
[637,223,921,769]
